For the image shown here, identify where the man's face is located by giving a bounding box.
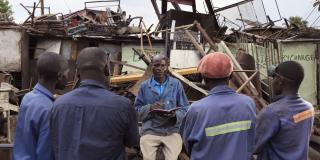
[56,69,69,90]
[152,59,168,79]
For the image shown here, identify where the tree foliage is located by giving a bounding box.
[0,0,13,21]
[289,16,308,29]
[314,0,320,11]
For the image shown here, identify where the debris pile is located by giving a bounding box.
[2,5,142,37]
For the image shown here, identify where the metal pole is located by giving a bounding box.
[40,0,44,15]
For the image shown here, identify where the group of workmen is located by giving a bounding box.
[12,47,314,160]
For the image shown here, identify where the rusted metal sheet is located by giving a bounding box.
[0,30,23,72]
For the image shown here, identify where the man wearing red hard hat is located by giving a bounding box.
[180,52,257,159]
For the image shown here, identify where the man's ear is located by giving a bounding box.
[104,64,110,76]
[278,77,285,86]
[57,72,63,81]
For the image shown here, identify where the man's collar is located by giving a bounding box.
[34,83,54,101]
[208,85,235,95]
[151,76,168,86]
[80,79,107,89]
[271,94,300,102]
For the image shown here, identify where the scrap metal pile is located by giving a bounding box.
[0,2,141,38]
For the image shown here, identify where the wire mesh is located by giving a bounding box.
[216,0,268,29]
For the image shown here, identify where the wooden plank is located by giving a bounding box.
[111,74,143,84]
[128,66,153,96]
[175,67,197,75]
[110,60,146,71]
[110,67,198,84]
[169,68,208,96]
[195,21,217,50]
[236,71,258,93]
[185,30,206,57]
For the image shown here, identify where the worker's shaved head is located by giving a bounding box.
[151,54,169,65]
[77,47,109,72]
[37,52,68,80]
[276,61,304,87]
[272,61,304,96]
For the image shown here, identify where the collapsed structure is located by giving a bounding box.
[0,0,319,159]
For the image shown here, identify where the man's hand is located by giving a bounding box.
[150,102,164,111]
[162,112,176,118]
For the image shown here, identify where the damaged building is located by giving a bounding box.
[0,0,320,159]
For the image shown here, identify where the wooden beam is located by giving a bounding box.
[194,21,218,51]
[175,67,197,75]
[204,0,214,15]
[151,0,161,20]
[111,67,198,84]
[236,71,258,93]
[132,48,151,65]
[171,2,181,11]
[110,60,146,71]
[192,0,196,13]
[185,30,206,57]
[111,74,143,84]
[162,0,168,15]
[151,23,194,34]
[20,3,32,15]
[204,0,220,29]
[128,66,153,96]
[169,68,208,96]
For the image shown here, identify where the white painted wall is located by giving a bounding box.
[0,30,22,72]
[170,50,201,69]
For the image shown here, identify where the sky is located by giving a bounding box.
[7,0,320,28]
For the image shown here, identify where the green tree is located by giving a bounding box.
[314,0,320,11]
[0,0,13,21]
[289,16,308,29]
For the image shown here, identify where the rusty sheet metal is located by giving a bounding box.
[0,30,22,72]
